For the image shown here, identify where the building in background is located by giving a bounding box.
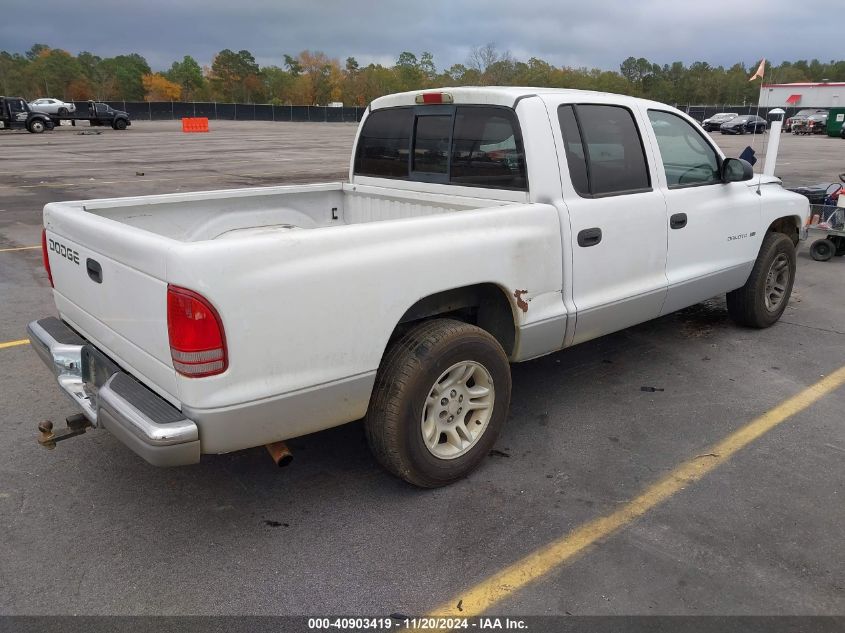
[759,82,845,108]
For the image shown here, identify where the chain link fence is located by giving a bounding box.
[66,101,806,125]
[69,101,366,123]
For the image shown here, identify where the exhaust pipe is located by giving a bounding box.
[266,441,293,467]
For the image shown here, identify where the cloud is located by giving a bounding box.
[0,0,831,72]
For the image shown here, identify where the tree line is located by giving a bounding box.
[2,43,844,106]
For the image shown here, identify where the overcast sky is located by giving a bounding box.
[0,0,831,72]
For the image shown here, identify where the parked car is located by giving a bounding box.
[791,112,828,135]
[29,87,809,487]
[784,108,828,132]
[702,112,738,131]
[720,115,767,134]
[805,113,829,135]
[29,98,76,116]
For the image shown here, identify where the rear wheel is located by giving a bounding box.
[810,238,836,262]
[28,119,45,134]
[365,319,512,488]
[727,232,796,328]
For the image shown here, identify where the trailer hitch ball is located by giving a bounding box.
[37,420,56,449]
[36,414,92,450]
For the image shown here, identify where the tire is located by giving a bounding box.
[113,118,127,130]
[58,107,68,116]
[365,318,512,488]
[28,119,45,134]
[727,232,796,328]
[810,238,835,262]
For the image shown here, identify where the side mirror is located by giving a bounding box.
[722,157,754,182]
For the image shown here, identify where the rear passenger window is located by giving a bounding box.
[354,108,413,179]
[450,107,526,190]
[558,104,651,197]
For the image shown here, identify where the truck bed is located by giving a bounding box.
[78,182,513,241]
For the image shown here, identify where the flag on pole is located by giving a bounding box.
[749,58,766,82]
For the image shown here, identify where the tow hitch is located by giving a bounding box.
[37,414,93,449]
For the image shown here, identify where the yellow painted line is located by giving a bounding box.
[430,365,845,618]
[0,245,39,253]
[0,339,29,350]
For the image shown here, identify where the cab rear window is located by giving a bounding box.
[354,108,413,179]
[354,105,527,191]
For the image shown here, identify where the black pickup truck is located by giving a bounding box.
[70,101,132,130]
[0,96,55,133]
[1,96,131,133]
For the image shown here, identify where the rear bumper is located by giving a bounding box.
[27,317,200,466]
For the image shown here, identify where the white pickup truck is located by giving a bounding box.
[29,87,809,487]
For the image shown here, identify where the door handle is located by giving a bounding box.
[577,227,602,247]
[670,213,688,229]
[86,258,102,283]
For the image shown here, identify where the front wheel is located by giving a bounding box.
[28,120,45,133]
[727,232,796,328]
[113,118,127,130]
[58,107,68,116]
[365,319,512,488]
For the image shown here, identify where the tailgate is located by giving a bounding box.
[44,201,179,405]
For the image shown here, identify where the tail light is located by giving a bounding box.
[41,229,53,287]
[167,285,227,377]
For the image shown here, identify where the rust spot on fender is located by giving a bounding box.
[513,289,529,313]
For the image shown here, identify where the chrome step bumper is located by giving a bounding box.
[27,317,200,466]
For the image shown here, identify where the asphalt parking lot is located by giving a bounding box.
[1,121,844,618]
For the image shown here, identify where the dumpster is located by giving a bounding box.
[826,107,845,137]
